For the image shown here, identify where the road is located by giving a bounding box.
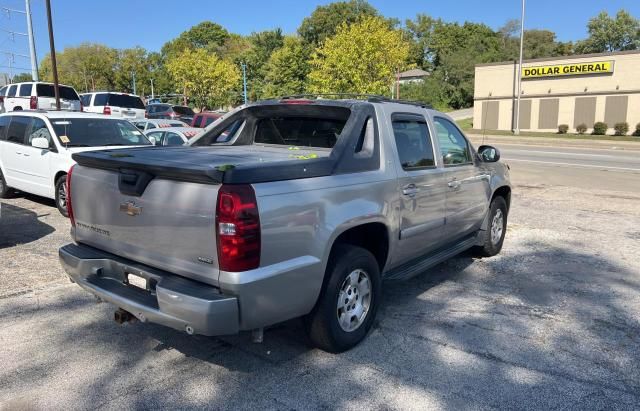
[1,140,640,409]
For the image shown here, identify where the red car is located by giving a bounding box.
[191,111,223,128]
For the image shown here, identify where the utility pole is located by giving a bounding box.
[45,0,60,110]
[25,0,38,81]
[515,0,525,135]
[241,62,247,104]
[132,71,136,95]
[150,78,154,99]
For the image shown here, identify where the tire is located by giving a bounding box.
[0,169,12,199]
[305,245,381,353]
[474,196,508,257]
[54,175,69,217]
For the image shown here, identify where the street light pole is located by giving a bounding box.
[241,62,247,104]
[515,0,525,135]
[132,71,136,95]
[44,0,59,110]
[25,0,38,81]
[150,78,154,99]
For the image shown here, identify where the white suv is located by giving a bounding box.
[80,92,146,119]
[0,111,152,216]
[0,82,81,112]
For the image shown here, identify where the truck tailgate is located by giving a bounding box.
[70,165,221,286]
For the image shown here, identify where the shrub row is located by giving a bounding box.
[557,122,640,136]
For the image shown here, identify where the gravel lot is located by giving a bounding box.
[1,163,639,409]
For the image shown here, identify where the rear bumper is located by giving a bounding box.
[59,243,239,336]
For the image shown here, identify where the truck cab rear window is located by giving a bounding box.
[255,117,346,148]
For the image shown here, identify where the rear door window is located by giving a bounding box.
[93,93,109,106]
[80,94,91,107]
[0,115,10,140]
[0,86,7,96]
[18,84,33,97]
[392,115,435,170]
[35,84,79,100]
[6,116,30,144]
[163,132,184,146]
[7,85,16,97]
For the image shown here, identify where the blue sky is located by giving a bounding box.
[0,0,638,73]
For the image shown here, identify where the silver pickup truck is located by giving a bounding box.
[59,97,511,352]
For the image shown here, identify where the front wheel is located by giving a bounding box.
[474,196,508,257]
[305,245,381,353]
[55,175,69,217]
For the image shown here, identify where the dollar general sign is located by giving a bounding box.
[522,61,614,79]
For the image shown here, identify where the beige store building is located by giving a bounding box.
[473,50,640,134]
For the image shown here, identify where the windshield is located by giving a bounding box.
[108,94,145,109]
[51,118,151,147]
[36,84,80,100]
[173,106,194,115]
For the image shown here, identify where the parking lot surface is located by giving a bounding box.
[1,154,640,409]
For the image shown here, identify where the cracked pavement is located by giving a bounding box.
[1,155,640,410]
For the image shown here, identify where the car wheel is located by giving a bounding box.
[0,169,12,198]
[305,245,381,353]
[55,175,69,217]
[474,196,508,257]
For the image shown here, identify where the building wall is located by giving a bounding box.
[473,51,640,134]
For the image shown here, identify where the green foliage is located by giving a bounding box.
[633,123,640,137]
[165,48,241,110]
[11,72,32,82]
[576,124,587,134]
[241,29,285,100]
[161,21,230,58]
[263,37,311,97]
[592,122,608,135]
[308,16,410,95]
[558,124,569,134]
[574,10,639,53]
[613,122,629,136]
[298,0,379,46]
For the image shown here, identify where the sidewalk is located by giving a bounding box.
[467,133,640,151]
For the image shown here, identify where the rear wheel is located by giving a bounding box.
[0,169,12,198]
[55,175,69,217]
[305,245,381,353]
[474,196,508,257]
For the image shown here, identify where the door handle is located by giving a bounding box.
[402,184,419,196]
[448,179,461,189]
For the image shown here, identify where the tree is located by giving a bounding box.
[165,48,241,110]
[308,16,410,95]
[161,21,230,57]
[298,0,379,46]
[405,14,440,70]
[263,36,311,97]
[113,47,152,95]
[11,72,32,82]
[240,29,285,100]
[575,10,639,53]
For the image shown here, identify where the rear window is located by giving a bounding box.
[36,84,79,100]
[172,106,194,115]
[255,117,346,148]
[51,118,151,147]
[107,94,145,109]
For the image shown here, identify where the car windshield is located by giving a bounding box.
[108,94,145,109]
[50,118,151,147]
[36,84,79,100]
[172,106,194,115]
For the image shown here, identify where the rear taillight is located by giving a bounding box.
[30,96,37,110]
[80,102,83,112]
[66,165,75,226]
[0,96,4,103]
[103,106,111,115]
[216,185,260,272]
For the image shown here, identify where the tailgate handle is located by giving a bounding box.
[118,169,154,197]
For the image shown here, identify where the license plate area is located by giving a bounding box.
[126,273,152,293]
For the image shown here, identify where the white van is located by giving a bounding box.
[80,92,146,119]
[0,111,152,216]
[1,82,81,112]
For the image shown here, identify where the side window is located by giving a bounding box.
[0,86,7,96]
[133,121,145,130]
[146,131,163,144]
[433,117,473,166]
[215,120,244,143]
[164,132,184,146]
[80,95,91,107]
[392,115,435,170]
[7,85,17,97]
[93,93,108,106]
[6,116,31,145]
[27,118,52,146]
[18,84,33,97]
[0,116,10,140]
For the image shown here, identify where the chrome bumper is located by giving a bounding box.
[59,243,239,336]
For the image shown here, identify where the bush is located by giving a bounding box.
[592,122,608,135]
[558,124,569,134]
[634,123,640,137]
[576,123,587,134]
[613,122,629,136]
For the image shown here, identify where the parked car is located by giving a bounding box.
[191,111,223,128]
[60,97,511,352]
[130,119,188,132]
[0,82,81,112]
[0,110,152,216]
[146,103,195,123]
[146,98,162,105]
[145,127,203,146]
[80,92,145,119]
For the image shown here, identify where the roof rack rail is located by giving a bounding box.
[279,93,432,109]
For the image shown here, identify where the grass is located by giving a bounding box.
[454,119,640,142]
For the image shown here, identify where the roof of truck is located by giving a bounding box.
[259,94,432,109]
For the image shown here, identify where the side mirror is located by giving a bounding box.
[31,137,50,150]
[478,145,500,162]
[147,136,156,145]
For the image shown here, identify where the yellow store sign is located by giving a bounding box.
[522,61,614,79]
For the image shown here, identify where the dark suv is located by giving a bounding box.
[146,104,195,123]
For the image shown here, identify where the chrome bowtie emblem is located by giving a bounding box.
[119,201,142,216]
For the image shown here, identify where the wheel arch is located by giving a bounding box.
[328,222,390,274]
